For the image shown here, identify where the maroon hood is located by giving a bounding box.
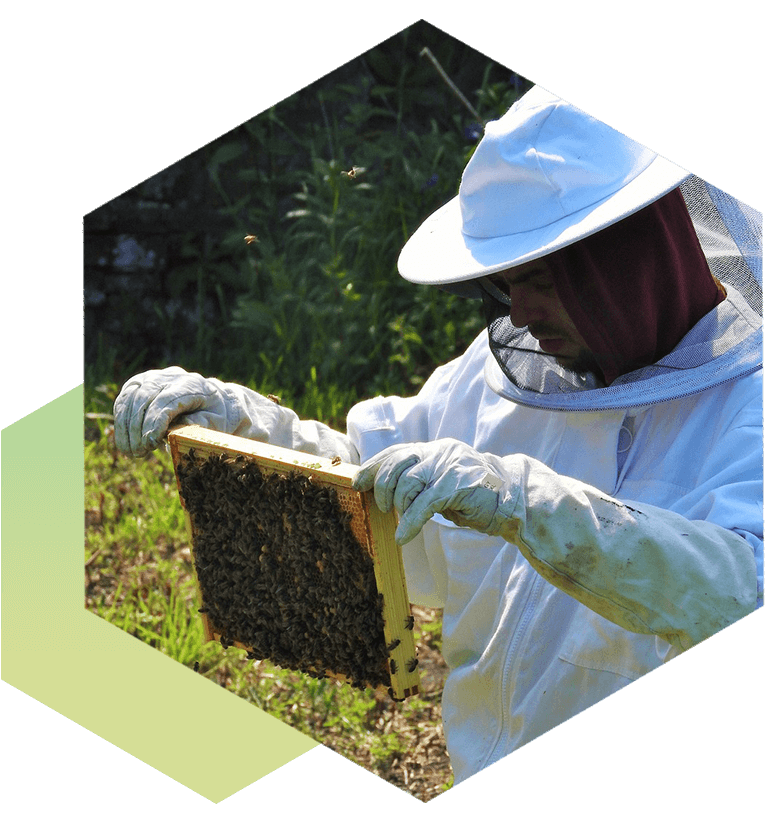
[545,187,726,384]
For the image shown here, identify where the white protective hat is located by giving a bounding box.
[397,85,692,286]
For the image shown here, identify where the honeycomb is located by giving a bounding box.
[175,449,393,690]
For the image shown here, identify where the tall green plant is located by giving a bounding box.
[86,26,527,404]
[226,69,513,402]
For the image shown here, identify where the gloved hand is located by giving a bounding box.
[114,367,243,456]
[114,366,361,463]
[352,438,513,545]
[353,438,757,650]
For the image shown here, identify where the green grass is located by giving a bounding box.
[84,385,452,800]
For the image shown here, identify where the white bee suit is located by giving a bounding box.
[343,126,764,782]
[346,328,762,782]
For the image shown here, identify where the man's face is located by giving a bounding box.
[488,260,601,377]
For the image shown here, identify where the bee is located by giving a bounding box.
[244,234,259,244]
[406,657,419,673]
[176,438,405,689]
[331,456,342,466]
[193,661,200,672]
[404,615,415,631]
[387,686,404,702]
[389,658,397,674]
[266,394,281,405]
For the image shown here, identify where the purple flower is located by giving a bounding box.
[464,122,483,141]
[420,174,439,193]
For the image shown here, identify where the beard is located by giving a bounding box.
[556,347,603,379]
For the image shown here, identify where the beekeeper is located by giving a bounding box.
[113,86,763,784]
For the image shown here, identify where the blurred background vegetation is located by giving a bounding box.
[84,20,530,419]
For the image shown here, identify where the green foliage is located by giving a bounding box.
[86,25,528,403]
[226,78,493,399]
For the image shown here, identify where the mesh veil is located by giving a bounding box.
[481,176,763,411]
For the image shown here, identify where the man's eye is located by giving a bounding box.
[492,274,554,295]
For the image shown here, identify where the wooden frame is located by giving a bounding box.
[168,425,420,700]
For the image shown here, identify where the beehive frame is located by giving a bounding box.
[168,425,420,700]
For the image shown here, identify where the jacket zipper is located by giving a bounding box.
[482,572,545,771]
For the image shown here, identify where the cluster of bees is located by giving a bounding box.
[176,449,393,690]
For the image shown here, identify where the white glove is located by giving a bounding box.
[113,366,360,463]
[353,438,758,650]
[351,439,511,545]
[114,367,236,456]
